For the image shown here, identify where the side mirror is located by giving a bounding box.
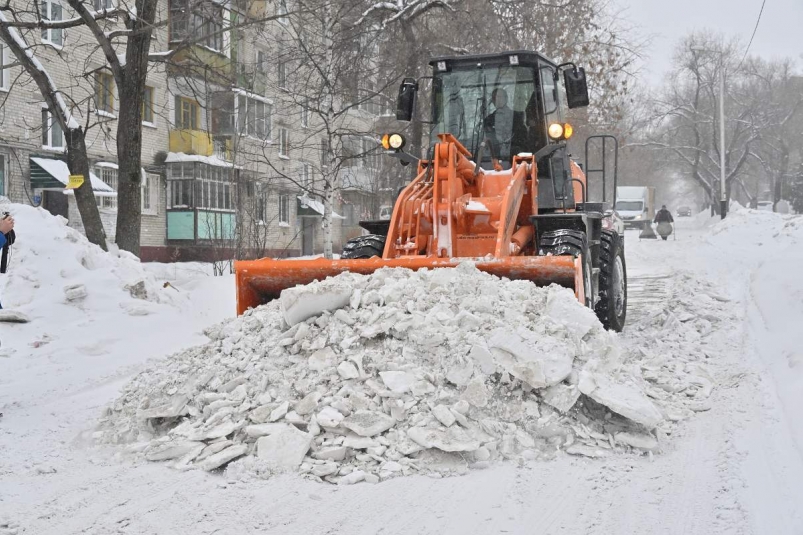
[396,78,418,122]
[564,67,589,109]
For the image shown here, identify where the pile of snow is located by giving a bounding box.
[706,207,803,452]
[0,203,187,317]
[97,263,711,483]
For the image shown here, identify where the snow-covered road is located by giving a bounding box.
[1,207,802,534]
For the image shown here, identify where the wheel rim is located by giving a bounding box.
[612,256,625,317]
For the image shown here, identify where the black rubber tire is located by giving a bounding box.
[594,230,627,332]
[340,234,386,259]
[539,229,594,308]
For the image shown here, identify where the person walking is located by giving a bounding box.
[0,213,15,309]
[654,205,674,241]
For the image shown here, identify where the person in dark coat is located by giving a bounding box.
[0,213,15,309]
[654,205,674,240]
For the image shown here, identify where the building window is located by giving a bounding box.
[255,49,267,89]
[94,0,114,10]
[142,172,159,215]
[175,96,200,129]
[358,83,381,115]
[278,128,289,157]
[300,102,308,128]
[278,59,286,89]
[363,138,381,170]
[167,162,195,208]
[167,162,234,211]
[41,0,64,47]
[276,0,288,25]
[320,138,329,167]
[169,0,224,52]
[237,95,271,139]
[301,162,312,191]
[256,195,265,222]
[95,71,115,114]
[41,109,64,149]
[0,155,7,197]
[94,165,118,210]
[142,86,154,124]
[278,193,290,225]
[0,43,9,91]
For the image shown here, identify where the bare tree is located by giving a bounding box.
[0,5,114,249]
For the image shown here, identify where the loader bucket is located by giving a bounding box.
[234,255,582,315]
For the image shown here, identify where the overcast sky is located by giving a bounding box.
[624,0,803,86]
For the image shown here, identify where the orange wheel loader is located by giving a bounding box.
[236,51,627,331]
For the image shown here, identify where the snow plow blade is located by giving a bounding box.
[234,255,581,315]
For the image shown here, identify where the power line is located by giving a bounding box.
[738,0,767,68]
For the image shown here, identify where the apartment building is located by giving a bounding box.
[0,0,386,262]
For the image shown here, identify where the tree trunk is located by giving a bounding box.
[114,0,159,256]
[65,129,108,250]
[322,176,333,259]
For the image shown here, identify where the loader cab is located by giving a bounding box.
[425,51,588,210]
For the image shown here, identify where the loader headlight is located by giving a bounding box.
[388,133,406,150]
[548,123,573,140]
[381,133,406,151]
[548,123,564,140]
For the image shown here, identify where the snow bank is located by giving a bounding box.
[98,263,710,483]
[709,208,803,453]
[0,203,187,317]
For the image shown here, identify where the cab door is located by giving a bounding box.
[538,61,573,210]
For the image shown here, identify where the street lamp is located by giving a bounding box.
[691,46,727,219]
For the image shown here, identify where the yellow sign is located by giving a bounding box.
[66,175,84,189]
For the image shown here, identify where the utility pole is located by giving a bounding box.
[718,61,727,219]
[691,45,727,219]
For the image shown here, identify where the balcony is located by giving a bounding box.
[214,136,233,161]
[169,129,214,156]
[247,0,267,18]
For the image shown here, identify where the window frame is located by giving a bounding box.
[41,0,64,48]
[0,153,8,198]
[300,101,309,128]
[142,86,155,126]
[237,94,271,140]
[276,0,288,25]
[301,162,312,192]
[169,0,226,53]
[94,164,118,211]
[95,71,115,116]
[93,0,114,10]
[166,162,235,212]
[277,58,287,89]
[0,42,9,91]
[278,193,290,226]
[278,127,289,158]
[176,96,200,130]
[41,108,64,150]
[141,172,159,215]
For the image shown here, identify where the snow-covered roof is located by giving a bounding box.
[297,196,345,219]
[165,152,242,169]
[30,157,115,193]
